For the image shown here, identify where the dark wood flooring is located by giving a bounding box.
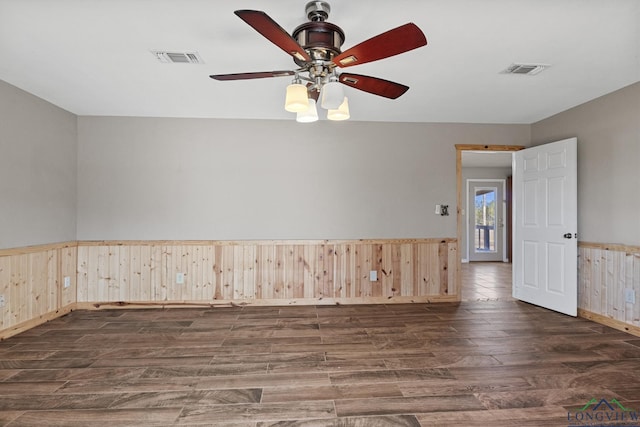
[1,264,640,426]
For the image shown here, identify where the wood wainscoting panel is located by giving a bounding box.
[578,242,640,330]
[76,239,458,307]
[0,242,77,339]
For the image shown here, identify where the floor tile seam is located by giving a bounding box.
[101,390,264,410]
[84,361,217,370]
[4,406,184,421]
[472,385,628,402]
[398,377,537,397]
[265,364,388,375]
[178,398,338,409]
[51,387,199,396]
[139,370,274,381]
[327,370,455,384]
[332,398,490,417]
[0,376,69,386]
[0,410,24,427]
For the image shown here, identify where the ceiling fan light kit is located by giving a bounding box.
[284,82,310,112]
[296,98,319,123]
[320,80,345,110]
[210,1,427,122]
[327,97,350,121]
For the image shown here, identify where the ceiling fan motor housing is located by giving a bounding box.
[292,2,345,66]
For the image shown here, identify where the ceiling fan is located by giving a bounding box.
[210,1,427,121]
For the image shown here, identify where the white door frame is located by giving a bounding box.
[465,178,507,263]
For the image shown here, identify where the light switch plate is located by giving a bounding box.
[370,270,378,282]
[176,272,185,284]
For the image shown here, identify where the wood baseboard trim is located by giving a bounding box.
[578,308,640,338]
[77,296,460,310]
[0,304,76,340]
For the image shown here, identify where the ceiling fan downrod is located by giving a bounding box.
[306,1,331,22]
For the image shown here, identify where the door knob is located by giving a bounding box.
[563,233,573,239]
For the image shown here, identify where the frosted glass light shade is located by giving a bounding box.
[285,83,309,112]
[327,97,350,121]
[320,81,344,109]
[296,98,318,123]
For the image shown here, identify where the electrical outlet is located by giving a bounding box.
[625,288,636,304]
[176,272,185,284]
[64,276,71,288]
[0,295,5,308]
[369,270,378,282]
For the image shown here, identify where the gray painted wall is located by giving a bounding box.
[0,80,77,249]
[531,82,640,246]
[77,117,530,241]
[15,78,637,247]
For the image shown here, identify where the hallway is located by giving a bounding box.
[461,262,513,302]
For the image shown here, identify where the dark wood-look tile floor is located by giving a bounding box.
[1,267,640,425]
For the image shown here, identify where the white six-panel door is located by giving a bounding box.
[513,138,577,316]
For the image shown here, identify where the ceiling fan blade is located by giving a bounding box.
[235,10,311,63]
[333,23,427,68]
[210,70,295,81]
[339,73,409,99]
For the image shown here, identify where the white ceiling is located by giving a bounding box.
[0,0,638,123]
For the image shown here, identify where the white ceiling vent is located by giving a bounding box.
[501,63,549,75]
[151,51,204,64]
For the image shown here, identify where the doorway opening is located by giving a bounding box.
[455,144,525,301]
